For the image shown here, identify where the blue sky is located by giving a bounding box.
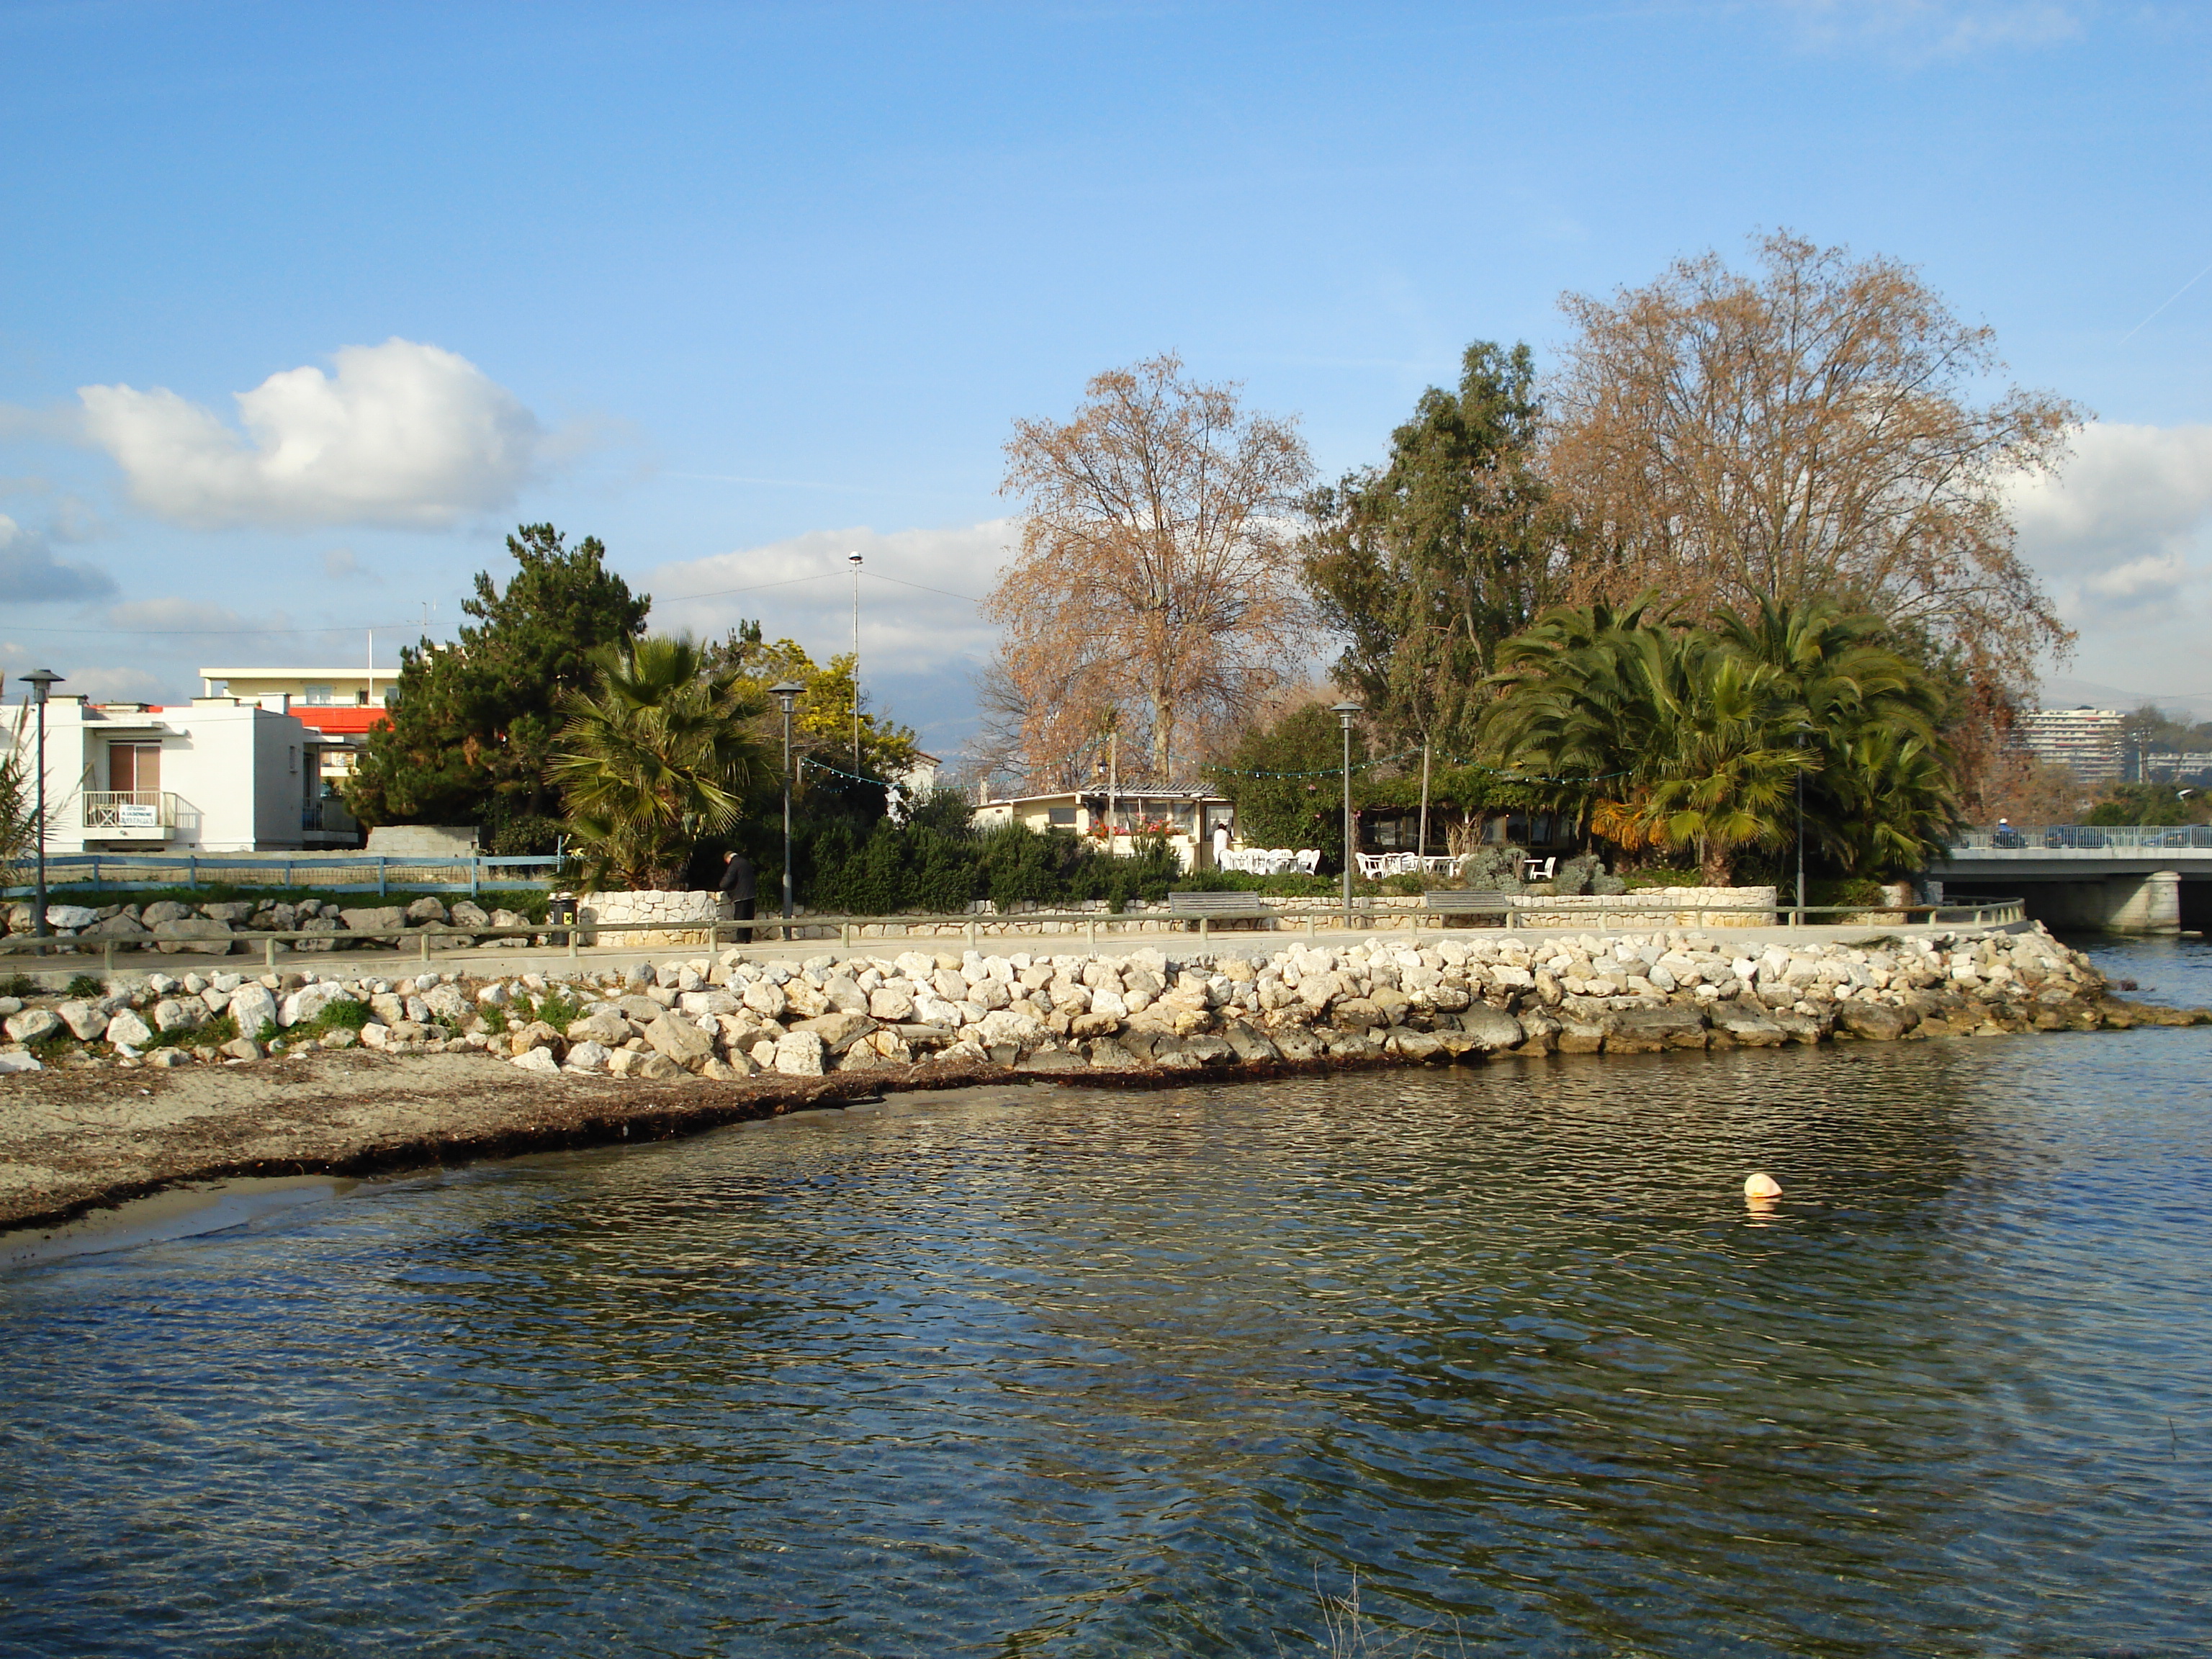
[5,0,2211,750]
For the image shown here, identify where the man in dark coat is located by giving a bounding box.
[718,850,757,940]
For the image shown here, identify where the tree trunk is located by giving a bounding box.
[1418,739,1431,859]
[1149,685,1174,786]
[1699,837,1732,887]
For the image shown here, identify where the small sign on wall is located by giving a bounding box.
[117,803,158,828]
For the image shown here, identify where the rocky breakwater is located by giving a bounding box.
[0,895,538,957]
[2,923,2199,1081]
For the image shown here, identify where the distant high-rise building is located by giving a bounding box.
[2018,706,2125,783]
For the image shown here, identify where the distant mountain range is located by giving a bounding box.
[2036,677,2212,721]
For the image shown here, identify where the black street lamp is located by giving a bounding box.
[18,669,63,942]
[1332,699,1361,926]
[1795,730,1807,927]
[770,680,804,934]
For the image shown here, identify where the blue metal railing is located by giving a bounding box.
[1949,824,2212,852]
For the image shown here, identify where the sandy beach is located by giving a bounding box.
[0,1048,1020,1236]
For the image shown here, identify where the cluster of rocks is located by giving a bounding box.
[0,924,2183,1079]
[0,896,537,956]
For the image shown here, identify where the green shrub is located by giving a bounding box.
[288,998,372,1042]
[804,806,1181,915]
[1618,866,1704,891]
[1808,876,1888,908]
[145,1012,238,1051]
[65,973,104,999]
[1172,870,1342,898]
[516,990,583,1030]
[0,972,40,998]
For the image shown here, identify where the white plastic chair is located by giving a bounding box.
[1523,855,1557,881]
[1295,849,1321,875]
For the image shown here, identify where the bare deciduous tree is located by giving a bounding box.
[984,354,1313,788]
[1545,231,2084,695]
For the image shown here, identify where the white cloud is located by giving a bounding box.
[322,547,379,582]
[0,639,162,708]
[1782,0,2082,60]
[2012,422,2212,696]
[646,520,1015,747]
[0,513,116,603]
[77,338,541,529]
[648,520,1010,660]
[100,598,266,634]
[2013,423,2212,616]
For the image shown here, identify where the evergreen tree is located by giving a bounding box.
[1303,341,1564,755]
[345,525,649,847]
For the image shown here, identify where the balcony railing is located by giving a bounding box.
[304,798,359,835]
[1948,824,2212,852]
[82,790,178,830]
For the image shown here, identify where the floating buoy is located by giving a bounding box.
[1743,1172,1782,1198]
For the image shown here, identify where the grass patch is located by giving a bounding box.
[144,1012,238,1052]
[0,972,40,999]
[26,1028,75,1062]
[510,989,583,1030]
[289,998,372,1042]
[64,973,105,999]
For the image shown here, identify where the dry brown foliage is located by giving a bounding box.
[1545,231,2083,696]
[1975,752,2093,825]
[983,354,1313,789]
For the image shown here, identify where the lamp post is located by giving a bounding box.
[19,670,62,941]
[1795,732,1807,927]
[1332,700,1361,925]
[770,680,804,934]
[847,552,863,773]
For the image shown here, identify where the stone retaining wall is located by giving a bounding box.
[578,889,724,948]
[6,920,2191,1082]
[1518,886,1777,928]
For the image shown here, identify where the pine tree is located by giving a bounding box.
[345,525,649,847]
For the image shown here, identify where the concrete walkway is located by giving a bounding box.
[1,916,2032,986]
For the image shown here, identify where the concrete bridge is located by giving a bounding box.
[1930,825,2212,934]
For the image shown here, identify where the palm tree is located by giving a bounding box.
[1717,597,1959,877]
[1632,642,1807,885]
[549,636,772,890]
[1480,591,1961,885]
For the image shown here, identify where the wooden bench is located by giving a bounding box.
[1422,889,1514,928]
[1166,891,1274,936]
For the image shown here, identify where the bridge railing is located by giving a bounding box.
[1949,824,2212,853]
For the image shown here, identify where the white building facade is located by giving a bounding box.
[4,694,361,854]
[2019,707,2126,785]
[972,788,1234,872]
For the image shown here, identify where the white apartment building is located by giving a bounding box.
[198,665,395,706]
[2018,707,2126,785]
[199,665,393,786]
[3,694,361,854]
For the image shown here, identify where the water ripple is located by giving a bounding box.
[2,938,2209,1656]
